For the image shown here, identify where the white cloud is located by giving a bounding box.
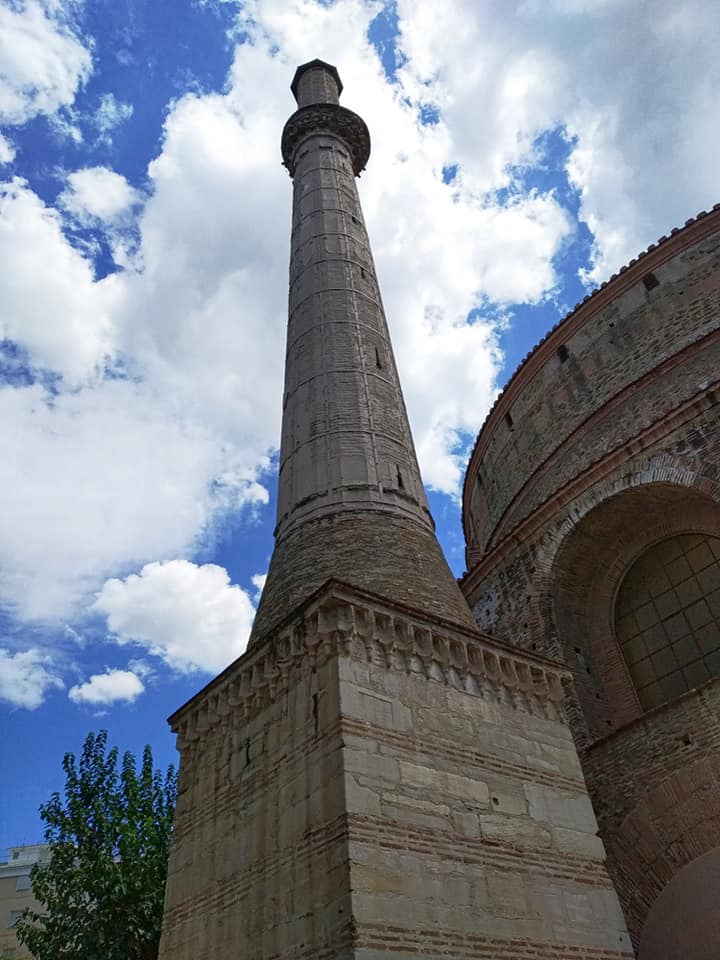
[0,379,266,622]
[0,0,92,125]
[1,0,717,633]
[0,647,63,709]
[0,178,119,382]
[60,166,140,223]
[68,668,145,705]
[94,560,255,674]
[251,572,267,603]
[0,132,15,164]
[395,0,720,281]
[93,92,133,139]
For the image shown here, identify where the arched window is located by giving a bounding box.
[615,533,720,710]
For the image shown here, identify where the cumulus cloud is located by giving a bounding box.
[60,166,140,223]
[68,668,145,706]
[94,560,256,674]
[395,0,720,281]
[0,380,266,622]
[0,0,92,126]
[0,178,119,382]
[0,647,64,709]
[0,132,15,164]
[0,0,718,633]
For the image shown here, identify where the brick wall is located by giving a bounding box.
[461,211,720,952]
[464,210,720,560]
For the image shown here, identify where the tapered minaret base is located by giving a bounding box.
[251,511,477,643]
[159,582,632,960]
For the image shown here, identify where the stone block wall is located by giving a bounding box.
[159,583,632,959]
[159,654,354,960]
[338,654,631,959]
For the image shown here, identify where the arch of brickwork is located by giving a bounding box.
[545,468,720,745]
[541,464,720,953]
[605,756,720,949]
[461,211,720,957]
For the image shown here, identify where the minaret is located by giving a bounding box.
[157,62,633,960]
[250,58,475,644]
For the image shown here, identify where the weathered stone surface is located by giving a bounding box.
[159,583,633,959]
[157,60,633,960]
[250,57,476,646]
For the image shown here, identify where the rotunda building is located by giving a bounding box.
[461,206,720,956]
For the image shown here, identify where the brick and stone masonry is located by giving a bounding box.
[461,206,720,957]
[157,60,632,960]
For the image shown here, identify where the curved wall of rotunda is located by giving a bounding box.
[461,206,720,953]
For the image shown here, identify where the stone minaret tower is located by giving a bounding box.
[249,59,474,644]
[158,61,632,960]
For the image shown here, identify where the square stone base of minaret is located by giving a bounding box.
[159,581,633,960]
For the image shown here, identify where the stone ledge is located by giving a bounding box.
[281,104,370,175]
[585,673,720,754]
[170,580,571,747]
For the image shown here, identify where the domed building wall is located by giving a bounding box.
[461,207,720,954]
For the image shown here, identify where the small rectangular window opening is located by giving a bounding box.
[312,692,319,734]
[374,347,383,369]
[351,215,360,225]
[360,266,366,279]
[505,411,514,431]
[557,344,569,363]
[319,144,333,151]
[642,272,660,291]
[396,466,405,490]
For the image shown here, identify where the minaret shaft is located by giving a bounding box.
[278,125,431,541]
[249,61,475,644]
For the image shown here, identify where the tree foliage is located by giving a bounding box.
[16,731,177,960]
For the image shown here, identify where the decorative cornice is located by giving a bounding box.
[462,204,720,545]
[169,581,570,747]
[281,104,371,176]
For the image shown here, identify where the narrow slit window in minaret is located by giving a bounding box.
[397,466,405,490]
[375,346,383,369]
[312,693,319,734]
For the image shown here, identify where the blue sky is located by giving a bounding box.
[1,0,719,853]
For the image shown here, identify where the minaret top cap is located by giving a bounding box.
[290,59,343,102]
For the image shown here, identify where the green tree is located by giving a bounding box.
[16,731,177,960]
